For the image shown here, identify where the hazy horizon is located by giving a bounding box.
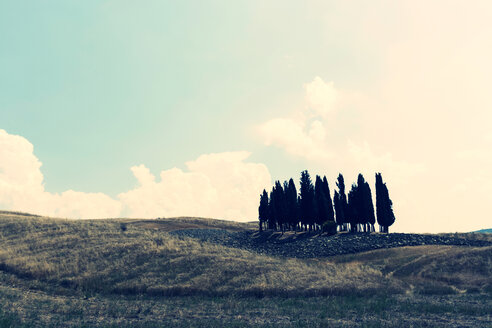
[1,1,491,233]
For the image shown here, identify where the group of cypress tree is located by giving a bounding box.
[258,171,396,233]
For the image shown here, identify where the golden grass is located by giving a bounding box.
[329,245,492,294]
[128,216,256,232]
[0,212,399,297]
[0,211,490,298]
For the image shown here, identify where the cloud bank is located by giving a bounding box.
[0,129,271,221]
[257,77,428,232]
[258,77,424,185]
[119,152,271,220]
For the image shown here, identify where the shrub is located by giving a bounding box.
[322,221,337,235]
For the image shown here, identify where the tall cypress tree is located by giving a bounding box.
[286,178,299,231]
[375,173,396,233]
[363,181,376,232]
[299,170,316,231]
[356,174,375,232]
[272,181,287,232]
[258,189,269,232]
[335,174,348,231]
[334,190,341,230]
[322,176,335,222]
[315,175,328,228]
[347,183,359,232]
[268,188,276,230]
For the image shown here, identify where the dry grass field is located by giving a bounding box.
[0,211,490,327]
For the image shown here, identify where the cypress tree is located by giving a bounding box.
[335,174,348,231]
[272,181,287,232]
[286,178,299,231]
[375,173,396,233]
[334,190,342,230]
[356,174,366,231]
[347,183,359,232]
[299,170,316,231]
[268,188,276,230]
[322,176,335,222]
[356,174,375,233]
[315,175,328,228]
[363,181,376,232]
[258,189,269,232]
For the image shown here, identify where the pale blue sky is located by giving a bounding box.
[1,0,370,195]
[1,1,491,232]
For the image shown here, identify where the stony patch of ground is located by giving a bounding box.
[169,229,492,258]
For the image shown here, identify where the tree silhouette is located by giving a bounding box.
[258,189,269,232]
[315,175,328,228]
[362,181,376,232]
[347,183,359,232]
[322,176,335,222]
[356,174,375,232]
[285,178,299,231]
[334,174,348,231]
[271,181,287,232]
[334,191,341,230]
[299,170,316,231]
[268,188,276,230]
[257,171,395,234]
[375,173,396,233]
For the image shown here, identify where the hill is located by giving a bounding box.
[0,211,490,327]
[475,228,492,233]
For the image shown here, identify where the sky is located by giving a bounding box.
[1,0,491,233]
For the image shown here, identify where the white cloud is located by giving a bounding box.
[304,77,338,117]
[119,151,271,220]
[257,77,342,161]
[0,129,122,218]
[258,117,332,161]
[347,140,425,185]
[257,77,423,183]
[0,129,271,221]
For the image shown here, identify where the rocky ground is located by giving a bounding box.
[169,229,492,258]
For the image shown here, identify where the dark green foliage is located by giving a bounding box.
[322,176,335,222]
[322,220,337,235]
[314,175,335,231]
[285,178,299,230]
[269,181,287,231]
[299,170,316,231]
[334,174,348,231]
[268,189,276,230]
[258,190,269,232]
[334,191,341,226]
[314,176,327,226]
[257,171,391,235]
[375,173,396,233]
[347,183,359,232]
[363,181,376,231]
[347,174,376,233]
[357,174,376,232]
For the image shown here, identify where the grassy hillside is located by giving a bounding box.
[0,212,397,297]
[0,211,490,327]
